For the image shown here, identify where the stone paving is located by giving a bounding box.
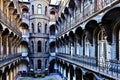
[16,73,63,80]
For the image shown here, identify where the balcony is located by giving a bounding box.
[29,53,49,58]
[56,53,120,79]
[0,53,21,67]
[30,14,49,20]
[0,10,22,37]
[30,33,49,38]
[57,0,119,36]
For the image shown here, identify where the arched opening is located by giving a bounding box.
[97,30,106,66]
[49,41,55,52]
[50,24,56,35]
[38,59,41,69]
[20,41,29,56]
[49,59,55,73]
[37,41,41,52]
[38,4,42,14]
[69,65,74,80]
[38,22,41,33]
[84,36,90,57]
[31,41,34,53]
[22,5,29,19]
[31,23,34,33]
[45,24,47,34]
[32,5,34,14]
[45,6,47,15]
[83,72,96,80]
[75,67,83,80]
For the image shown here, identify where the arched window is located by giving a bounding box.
[98,31,106,63]
[45,6,47,15]
[31,23,34,33]
[38,4,42,14]
[45,24,47,33]
[37,41,41,52]
[32,5,34,14]
[31,41,34,53]
[85,36,90,57]
[38,22,41,33]
[38,60,41,69]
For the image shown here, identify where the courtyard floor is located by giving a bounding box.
[16,73,63,80]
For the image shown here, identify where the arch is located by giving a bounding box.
[69,31,75,44]
[22,5,29,13]
[49,59,55,73]
[75,67,83,80]
[31,41,34,53]
[83,72,102,80]
[32,5,34,14]
[45,24,47,33]
[64,7,69,15]
[20,22,29,29]
[50,24,56,35]
[31,23,34,33]
[69,0,76,9]
[20,41,29,55]
[85,20,98,44]
[50,41,55,52]
[37,41,41,52]
[61,13,65,20]
[2,28,9,35]
[45,6,47,15]
[102,7,120,44]
[38,59,41,69]
[69,65,74,80]
[58,17,62,23]
[38,22,41,33]
[50,8,56,15]
[75,27,84,45]
[3,66,9,80]
[8,1,14,8]
[38,4,42,14]
[112,18,120,60]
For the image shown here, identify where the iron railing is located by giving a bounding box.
[56,53,120,79]
[0,9,22,37]
[0,53,21,67]
[57,0,119,36]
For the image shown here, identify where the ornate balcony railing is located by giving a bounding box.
[56,53,120,79]
[0,9,22,37]
[57,0,119,36]
[30,33,49,38]
[29,53,49,58]
[0,53,21,67]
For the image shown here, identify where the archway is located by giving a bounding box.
[49,59,56,73]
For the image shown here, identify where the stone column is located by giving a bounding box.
[68,70,70,80]
[2,34,8,57]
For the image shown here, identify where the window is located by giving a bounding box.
[32,5,34,14]
[45,24,47,33]
[38,22,41,33]
[45,6,47,15]
[38,4,42,14]
[37,41,41,52]
[31,41,34,53]
[38,60,41,69]
[31,23,34,33]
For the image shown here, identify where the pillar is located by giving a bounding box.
[68,70,70,80]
